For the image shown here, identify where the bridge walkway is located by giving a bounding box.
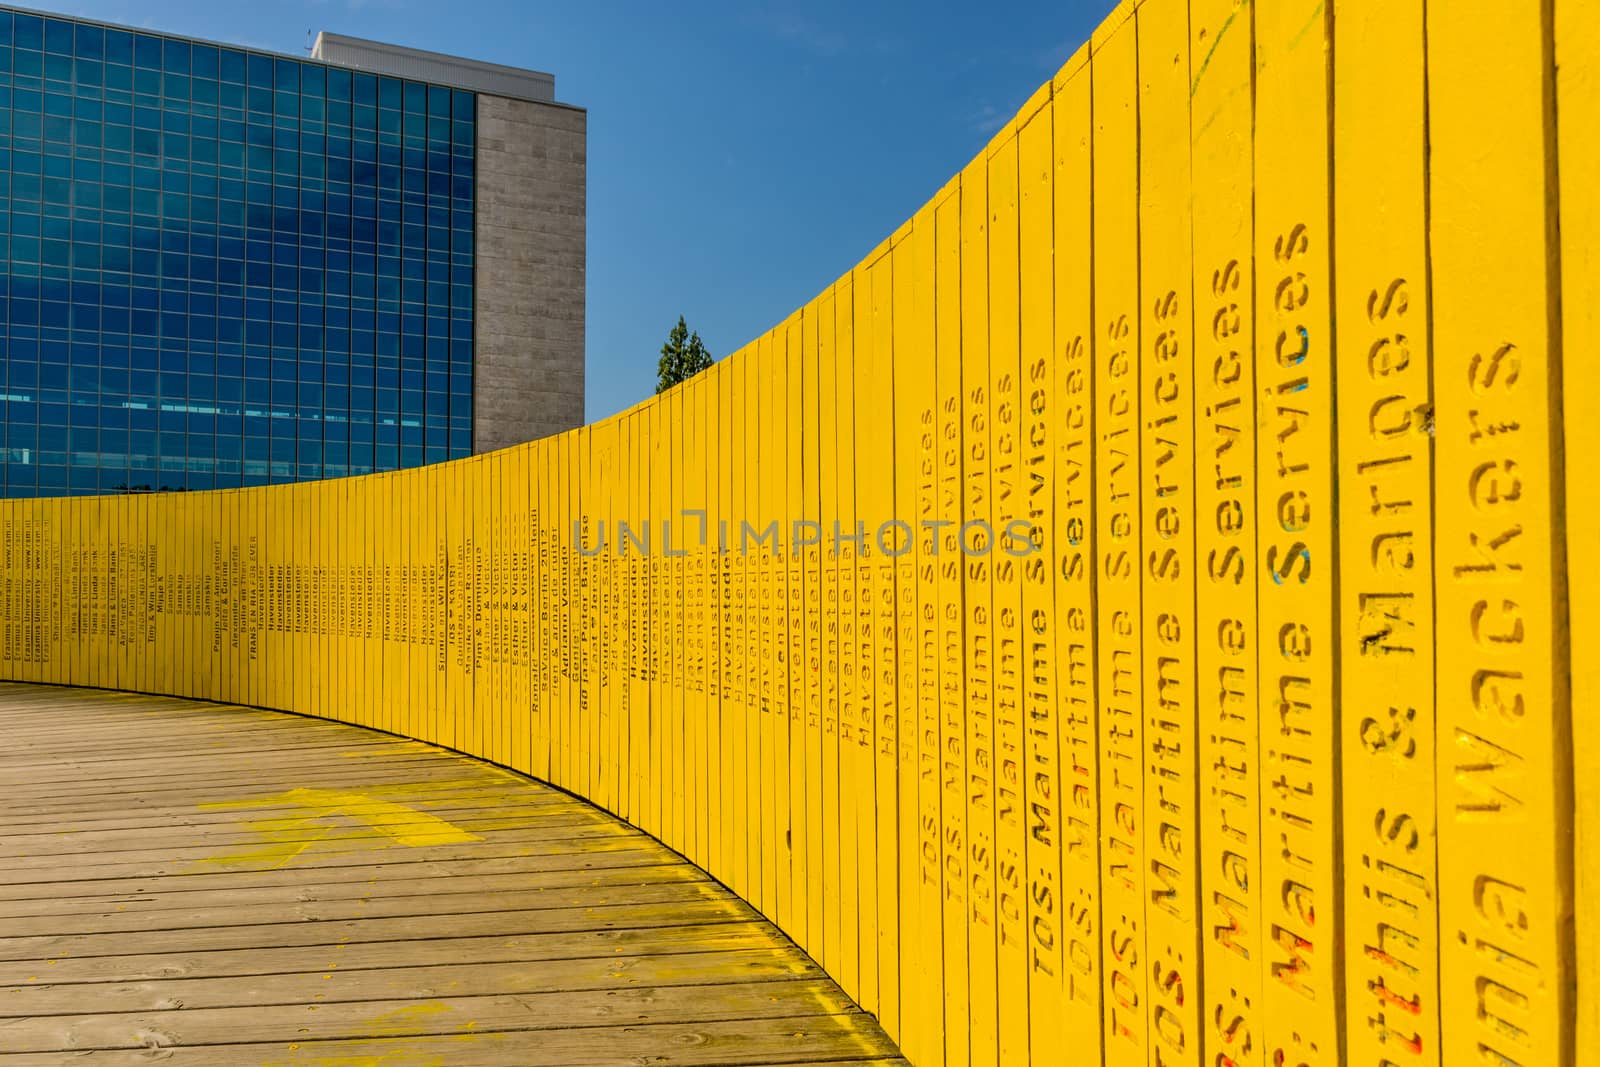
[0,683,906,1066]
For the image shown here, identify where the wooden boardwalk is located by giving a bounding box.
[0,683,907,1066]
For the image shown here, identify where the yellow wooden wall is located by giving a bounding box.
[1,0,1589,1063]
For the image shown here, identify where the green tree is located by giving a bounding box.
[656,315,713,393]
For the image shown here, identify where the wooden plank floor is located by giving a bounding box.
[0,683,907,1066]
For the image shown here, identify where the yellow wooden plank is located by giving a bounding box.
[28,494,41,688]
[117,491,129,693]
[517,443,535,779]
[763,330,784,924]
[244,487,260,709]
[342,476,355,730]
[470,460,489,767]
[103,492,116,694]
[497,452,512,771]
[601,415,611,809]
[534,438,552,780]
[314,477,326,714]
[882,254,912,1042]
[305,479,319,718]
[985,118,1028,1067]
[1186,1,1262,1062]
[368,474,384,735]
[848,270,879,1013]
[634,405,652,827]
[504,452,519,768]
[292,481,304,716]
[888,226,926,1062]
[932,181,970,1067]
[1050,43,1101,1051]
[650,405,668,844]
[1332,1,1440,1063]
[586,425,604,806]
[405,470,422,748]
[592,421,610,819]
[211,490,226,705]
[1429,2,1571,1063]
[338,476,352,724]
[704,373,723,868]
[486,455,501,764]
[190,487,204,701]
[801,298,827,965]
[614,418,633,822]
[602,422,621,813]
[131,489,145,696]
[632,405,650,838]
[473,461,489,765]
[668,388,686,856]
[103,493,116,692]
[388,470,401,736]
[164,490,180,700]
[958,150,998,1065]
[77,493,91,691]
[61,494,77,692]
[1255,1,1341,1061]
[6,499,17,682]
[52,495,66,687]
[867,252,899,1030]
[516,446,531,779]
[321,479,331,720]
[783,313,806,941]
[96,493,107,692]
[707,363,726,870]
[1556,3,1598,1060]
[766,328,791,925]
[1135,2,1201,1063]
[626,416,643,824]
[146,489,160,699]
[565,433,581,798]
[652,398,666,836]
[1091,16,1146,1063]
[678,383,697,870]
[701,376,721,872]
[1016,78,1067,1066]
[272,480,283,713]
[835,274,863,1002]
[817,285,843,980]
[692,372,713,872]
[56,494,71,692]
[744,339,766,917]
[3,500,12,680]
[565,429,578,790]
[360,474,373,732]
[894,205,942,1066]
[107,492,120,695]
[128,489,140,697]
[0,499,8,677]
[448,458,468,753]
[571,430,581,790]
[92,494,104,691]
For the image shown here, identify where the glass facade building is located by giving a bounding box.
[0,8,584,497]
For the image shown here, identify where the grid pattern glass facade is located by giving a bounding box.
[0,8,475,496]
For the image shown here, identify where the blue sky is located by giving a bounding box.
[45,0,1113,421]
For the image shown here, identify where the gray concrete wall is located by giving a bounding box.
[473,95,586,452]
[312,33,555,103]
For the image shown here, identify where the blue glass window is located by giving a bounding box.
[1,14,474,496]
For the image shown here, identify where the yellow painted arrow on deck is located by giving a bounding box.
[197,787,481,869]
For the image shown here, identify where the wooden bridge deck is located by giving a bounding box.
[0,683,906,1066]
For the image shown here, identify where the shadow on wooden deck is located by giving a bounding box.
[0,682,907,1066]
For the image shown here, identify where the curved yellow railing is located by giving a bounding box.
[3,0,1594,1064]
